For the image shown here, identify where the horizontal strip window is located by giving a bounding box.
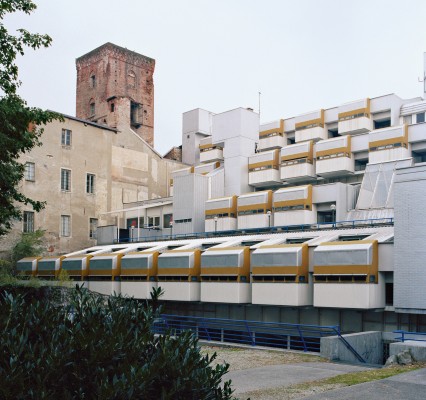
[314,274,371,283]
[121,276,150,281]
[317,152,350,160]
[249,165,278,172]
[260,131,283,138]
[369,142,407,152]
[158,276,197,282]
[252,275,298,283]
[274,205,310,212]
[296,123,324,131]
[201,276,238,282]
[338,112,369,121]
[281,158,311,166]
[174,218,192,224]
[206,213,235,219]
[238,209,266,216]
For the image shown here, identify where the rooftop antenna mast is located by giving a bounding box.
[258,91,261,118]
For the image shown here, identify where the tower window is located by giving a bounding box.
[110,103,115,112]
[89,102,95,116]
[128,70,136,88]
[90,74,96,88]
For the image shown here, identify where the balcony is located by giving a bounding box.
[37,256,65,278]
[248,149,281,187]
[237,190,272,229]
[157,250,201,301]
[313,240,385,309]
[194,161,221,175]
[258,119,285,151]
[251,244,312,306]
[273,185,316,226]
[338,98,373,135]
[205,195,237,232]
[315,135,354,177]
[120,251,159,299]
[295,109,327,143]
[369,125,410,163]
[16,256,41,277]
[200,247,251,303]
[280,141,316,182]
[199,137,224,163]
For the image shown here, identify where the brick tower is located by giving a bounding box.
[76,43,155,147]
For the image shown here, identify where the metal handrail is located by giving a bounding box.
[393,330,426,342]
[152,314,366,362]
[116,217,394,243]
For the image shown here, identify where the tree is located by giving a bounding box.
[0,0,61,236]
[0,286,237,399]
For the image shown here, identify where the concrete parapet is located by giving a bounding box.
[320,331,382,364]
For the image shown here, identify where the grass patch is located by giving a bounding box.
[239,363,426,399]
[302,363,424,387]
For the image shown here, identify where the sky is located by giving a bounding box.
[5,0,426,154]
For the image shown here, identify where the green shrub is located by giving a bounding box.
[0,286,236,399]
[11,229,45,269]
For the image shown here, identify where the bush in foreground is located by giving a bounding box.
[0,286,236,399]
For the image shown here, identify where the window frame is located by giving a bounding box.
[61,129,72,146]
[89,218,98,239]
[24,162,35,181]
[60,215,71,237]
[23,211,35,233]
[86,173,95,194]
[60,168,71,191]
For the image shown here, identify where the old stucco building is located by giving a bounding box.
[0,43,184,256]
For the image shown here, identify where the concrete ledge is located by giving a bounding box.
[390,341,426,361]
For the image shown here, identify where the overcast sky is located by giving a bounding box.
[5,0,426,154]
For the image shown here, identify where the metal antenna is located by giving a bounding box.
[258,91,261,117]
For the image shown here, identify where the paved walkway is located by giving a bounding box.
[302,368,426,400]
[227,361,372,395]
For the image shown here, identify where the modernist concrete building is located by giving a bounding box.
[0,43,184,257]
[17,54,426,336]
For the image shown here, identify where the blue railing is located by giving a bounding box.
[116,217,394,243]
[153,314,366,362]
[393,330,426,342]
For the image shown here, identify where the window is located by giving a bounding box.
[23,211,34,233]
[61,129,72,146]
[89,218,98,239]
[127,217,144,228]
[61,169,71,191]
[24,162,35,181]
[355,159,368,171]
[61,215,71,237]
[148,216,160,227]
[86,173,95,194]
[110,103,115,112]
[416,112,425,124]
[90,74,96,88]
[373,119,391,129]
[163,214,173,228]
[128,70,136,88]
[89,101,95,116]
